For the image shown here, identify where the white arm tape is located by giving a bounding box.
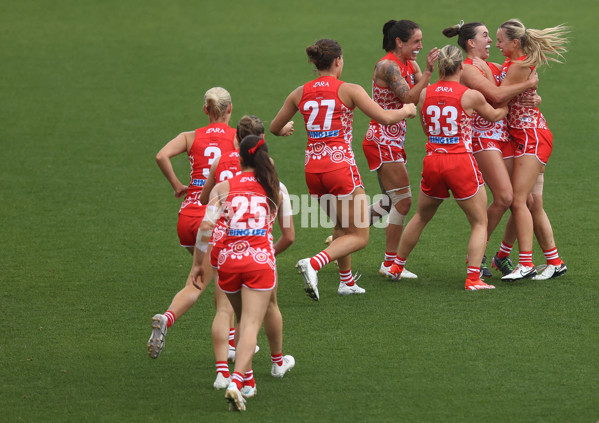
[279,185,292,217]
[195,228,213,252]
[204,205,223,225]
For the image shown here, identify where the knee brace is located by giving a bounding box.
[388,208,406,226]
[387,187,411,226]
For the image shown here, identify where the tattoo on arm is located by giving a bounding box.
[380,61,409,101]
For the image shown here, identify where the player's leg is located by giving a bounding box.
[376,161,418,279]
[503,155,543,280]
[333,188,369,296]
[456,189,494,290]
[528,172,567,280]
[147,249,213,359]
[392,190,443,278]
[212,281,234,389]
[263,282,295,378]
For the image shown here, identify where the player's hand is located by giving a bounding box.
[403,103,417,119]
[174,185,188,198]
[425,47,439,72]
[191,264,204,290]
[527,68,539,89]
[282,121,294,136]
[520,92,542,108]
[472,58,492,79]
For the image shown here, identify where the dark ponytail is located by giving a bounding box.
[382,19,420,51]
[442,21,485,51]
[239,135,280,208]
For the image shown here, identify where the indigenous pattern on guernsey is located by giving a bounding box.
[300,76,356,173]
[217,172,276,271]
[365,84,407,147]
[304,106,355,168]
[217,241,275,270]
[501,57,549,130]
[211,223,226,246]
[464,58,510,143]
[364,53,415,148]
[305,131,355,167]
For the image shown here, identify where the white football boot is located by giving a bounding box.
[271,355,295,378]
[501,264,537,281]
[532,262,567,280]
[147,314,168,359]
[296,258,319,301]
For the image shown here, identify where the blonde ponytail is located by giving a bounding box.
[500,19,569,67]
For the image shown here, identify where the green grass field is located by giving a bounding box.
[2,0,598,421]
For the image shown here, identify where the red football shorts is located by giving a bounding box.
[218,267,276,294]
[472,138,515,159]
[177,212,205,248]
[420,152,484,200]
[510,127,553,164]
[305,165,363,198]
[362,141,406,171]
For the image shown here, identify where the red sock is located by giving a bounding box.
[310,251,331,271]
[271,353,283,367]
[395,256,406,266]
[519,251,534,267]
[243,370,255,388]
[467,266,480,281]
[339,269,354,286]
[216,361,230,378]
[497,242,513,259]
[231,372,244,389]
[384,252,397,267]
[164,310,176,328]
[393,256,407,273]
[543,247,561,266]
[228,328,235,348]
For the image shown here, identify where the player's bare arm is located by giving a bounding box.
[467,89,508,122]
[270,87,301,136]
[376,60,410,101]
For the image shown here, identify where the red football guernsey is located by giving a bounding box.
[366,53,416,147]
[500,56,548,130]
[421,80,473,154]
[299,76,356,173]
[215,150,241,183]
[463,57,509,143]
[179,123,236,216]
[217,172,277,272]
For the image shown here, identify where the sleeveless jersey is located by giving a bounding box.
[421,81,473,154]
[463,58,509,143]
[179,123,236,216]
[215,150,242,183]
[299,76,356,173]
[211,150,242,249]
[500,57,549,130]
[217,172,277,272]
[364,53,416,148]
